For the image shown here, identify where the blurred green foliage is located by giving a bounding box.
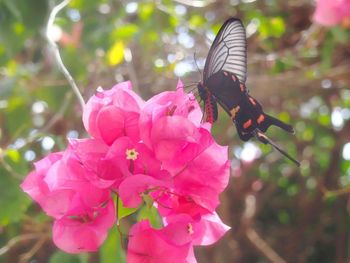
[0,0,350,262]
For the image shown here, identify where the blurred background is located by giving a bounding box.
[1,0,350,262]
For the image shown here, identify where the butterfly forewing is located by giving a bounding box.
[203,18,247,84]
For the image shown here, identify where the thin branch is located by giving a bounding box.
[0,156,23,179]
[0,234,41,256]
[173,0,214,7]
[242,194,287,263]
[19,236,48,263]
[324,187,350,199]
[46,0,85,110]
[5,92,73,152]
[246,228,287,263]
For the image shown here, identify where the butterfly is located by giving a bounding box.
[197,17,300,166]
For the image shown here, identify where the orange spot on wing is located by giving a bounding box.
[257,114,265,124]
[230,106,240,119]
[249,98,256,105]
[243,119,252,129]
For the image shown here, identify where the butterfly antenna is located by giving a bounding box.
[183,83,198,89]
[253,129,300,167]
[193,52,203,76]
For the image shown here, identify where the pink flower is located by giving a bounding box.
[83,81,144,145]
[119,128,229,216]
[313,0,350,26]
[119,174,172,208]
[127,220,196,263]
[139,81,202,149]
[106,137,170,180]
[53,199,115,253]
[22,79,231,258]
[150,126,230,214]
[163,213,230,246]
[21,152,76,218]
[169,128,230,212]
[127,214,230,263]
[68,138,115,188]
[21,148,111,218]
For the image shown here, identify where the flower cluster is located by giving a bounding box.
[313,0,350,26]
[21,81,230,262]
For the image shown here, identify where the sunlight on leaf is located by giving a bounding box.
[138,2,154,21]
[111,24,138,40]
[189,15,205,28]
[5,149,20,163]
[12,22,25,35]
[118,197,139,220]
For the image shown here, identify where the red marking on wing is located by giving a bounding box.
[231,75,237,82]
[205,94,214,124]
[223,71,228,76]
[249,97,256,106]
[243,119,252,129]
[257,114,265,124]
[240,84,245,92]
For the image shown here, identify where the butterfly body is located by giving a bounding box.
[197,17,300,166]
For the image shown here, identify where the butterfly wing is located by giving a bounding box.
[199,18,246,124]
[203,18,247,84]
[200,18,299,166]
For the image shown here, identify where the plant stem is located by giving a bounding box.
[46,0,85,110]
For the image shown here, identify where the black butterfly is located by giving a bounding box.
[197,17,300,166]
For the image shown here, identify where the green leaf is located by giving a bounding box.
[111,24,139,41]
[3,149,28,175]
[138,2,155,21]
[5,96,30,136]
[137,205,162,228]
[49,251,88,263]
[278,112,291,123]
[100,226,126,263]
[118,197,139,220]
[269,17,285,38]
[3,0,21,20]
[321,32,334,69]
[169,15,179,28]
[12,22,25,35]
[69,0,84,9]
[278,210,290,224]
[331,26,348,44]
[0,167,31,226]
[258,16,285,39]
[189,15,205,28]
